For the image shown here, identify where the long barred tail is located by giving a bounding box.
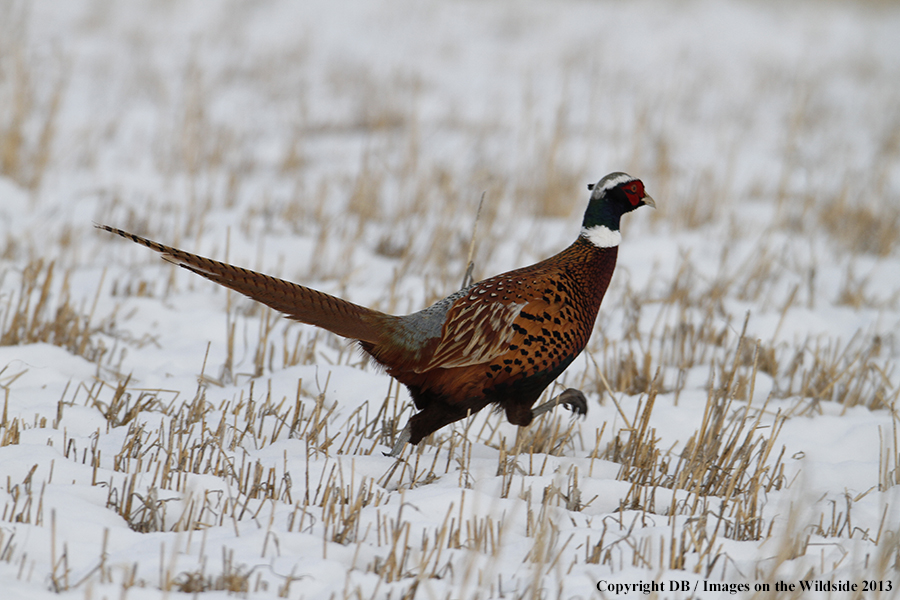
[97,225,391,344]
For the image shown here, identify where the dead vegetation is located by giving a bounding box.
[1,298,889,594]
[0,2,67,193]
[0,259,111,363]
[0,3,897,598]
[820,193,900,258]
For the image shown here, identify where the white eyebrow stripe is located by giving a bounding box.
[591,173,635,198]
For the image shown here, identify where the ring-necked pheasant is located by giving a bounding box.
[99,172,653,456]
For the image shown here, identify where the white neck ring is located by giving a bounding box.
[581,225,621,248]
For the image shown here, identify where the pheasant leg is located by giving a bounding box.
[387,426,411,457]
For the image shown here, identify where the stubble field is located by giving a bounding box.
[1,1,899,598]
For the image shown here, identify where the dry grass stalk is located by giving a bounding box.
[516,103,584,219]
[878,405,900,491]
[0,10,896,595]
[602,333,787,557]
[0,3,67,191]
[0,259,111,362]
[819,190,899,257]
[780,333,895,410]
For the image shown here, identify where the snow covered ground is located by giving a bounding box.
[1,1,899,598]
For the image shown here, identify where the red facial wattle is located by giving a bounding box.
[622,181,646,206]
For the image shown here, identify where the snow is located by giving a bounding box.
[1,0,899,598]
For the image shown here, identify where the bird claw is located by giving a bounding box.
[556,388,588,416]
[531,387,589,419]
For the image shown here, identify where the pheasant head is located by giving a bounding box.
[581,172,655,248]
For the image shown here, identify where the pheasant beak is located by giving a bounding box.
[641,194,656,209]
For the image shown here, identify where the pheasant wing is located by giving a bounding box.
[419,297,528,371]
[416,267,577,372]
